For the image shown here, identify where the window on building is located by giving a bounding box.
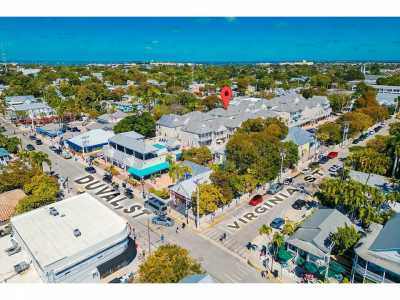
[367,262,385,276]
[110,142,117,149]
[126,148,133,155]
[117,144,124,152]
[385,270,400,283]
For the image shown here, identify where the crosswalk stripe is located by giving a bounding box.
[278,192,289,198]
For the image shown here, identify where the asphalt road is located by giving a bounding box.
[0,118,265,283]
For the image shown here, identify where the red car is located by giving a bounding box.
[327,151,338,159]
[249,195,263,206]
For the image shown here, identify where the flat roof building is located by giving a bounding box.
[10,193,130,283]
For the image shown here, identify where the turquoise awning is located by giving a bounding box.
[128,161,170,178]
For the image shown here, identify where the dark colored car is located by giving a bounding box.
[319,156,329,164]
[292,199,307,210]
[54,148,62,155]
[124,188,134,199]
[103,173,113,183]
[85,166,96,174]
[352,139,360,144]
[249,195,263,206]
[283,177,293,185]
[270,218,285,229]
[25,144,35,151]
[374,126,383,132]
[35,139,43,145]
[29,135,37,140]
[71,127,80,132]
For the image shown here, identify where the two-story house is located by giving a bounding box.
[102,131,170,180]
[351,213,400,283]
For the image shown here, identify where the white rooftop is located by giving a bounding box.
[67,128,115,147]
[11,193,128,270]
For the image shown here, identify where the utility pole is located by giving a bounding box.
[279,150,286,183]
[341,122,349,148]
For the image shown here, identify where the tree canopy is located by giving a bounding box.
[138,244,203,283]
[182,146,213,166]
[113,112,156,137]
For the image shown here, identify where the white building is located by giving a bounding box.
[9,193,130,283]
[103,131,172,180]
[156,93,331,150]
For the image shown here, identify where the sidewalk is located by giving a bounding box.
[246,235,300,283]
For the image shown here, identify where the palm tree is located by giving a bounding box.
[167,156,192,183]
[28,151,52,172]
[258,224,272,237]
[270,232,285,272]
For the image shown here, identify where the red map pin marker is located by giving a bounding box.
[220,85,232,109]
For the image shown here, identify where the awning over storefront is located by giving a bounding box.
[128,161,170,178]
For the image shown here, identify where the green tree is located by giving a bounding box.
[138,244,203,283]
[342,111,373,137]
[316,122,342,144]
[16,174,59,214]
[328,94,352,113]
[27,151,52,172]
[168,158,192,184]
[258,224,272,237]
[182,146,213,166]
[331,224,361,255]
[191,183,227,215]
[281,222,296,236]
[113,112,156,137]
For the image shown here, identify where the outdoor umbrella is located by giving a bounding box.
[304,261,318,274]
[277,248,294,262]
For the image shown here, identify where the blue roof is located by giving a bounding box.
[0,147,10,157]
[285,127,314,145]
[128,161,170,178]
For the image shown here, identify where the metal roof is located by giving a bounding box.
[284,127,314,146]
[370,214,400,251]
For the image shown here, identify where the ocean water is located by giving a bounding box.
[0,17,400,64]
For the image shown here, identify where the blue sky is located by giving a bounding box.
[0,17,399,63]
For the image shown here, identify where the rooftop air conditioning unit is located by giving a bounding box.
[73,229,81,237]
[14,261,29,274]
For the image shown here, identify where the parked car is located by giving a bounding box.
[270,217,285,229]
[267,183,283,195]
[29,135,36,141]
[319,156,329,164]
[283,177,293,185]
[301,168,313,175]
[124,188,134,199]
[62,151,72,159]
[249,194,263,206]
[103,173,113,183]
[85,166,96,174]
[327,151,339,159]
[374,126,383,132]
[25,144,35,151]
[144,196,168,216]
[35,139,43,145]
[292,199,307,210]
[49,145,57,151]
[152,215,175,227]
[352,138,360,144]
[328,165,341,173]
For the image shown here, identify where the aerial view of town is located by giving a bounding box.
[0,15,399,288]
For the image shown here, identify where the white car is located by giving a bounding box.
[328,165,341,173]
[301,168,313,175]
